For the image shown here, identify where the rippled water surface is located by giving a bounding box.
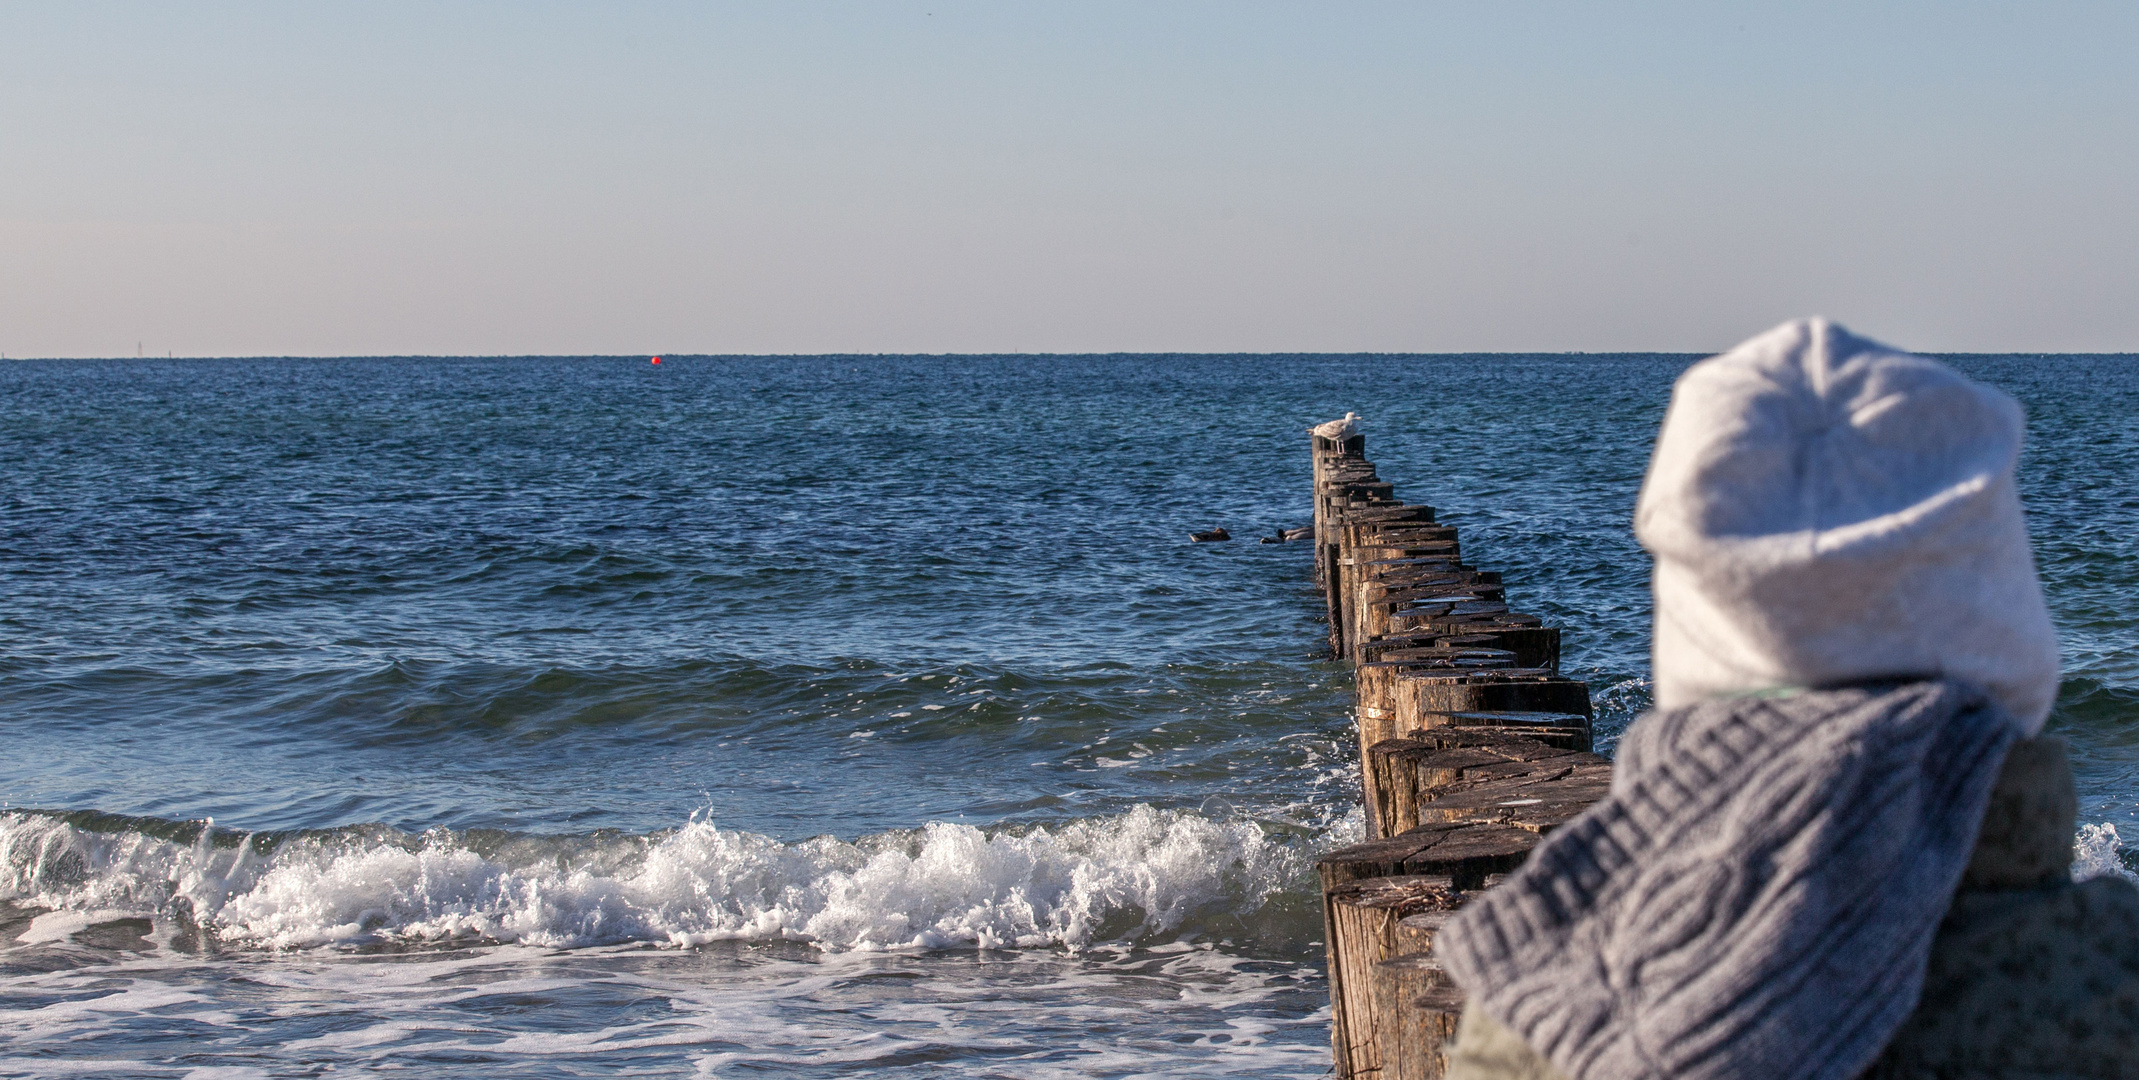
[2,353,2134,1077]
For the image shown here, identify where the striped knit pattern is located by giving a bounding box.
[1436,680,2019,1080]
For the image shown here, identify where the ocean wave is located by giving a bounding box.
[0,805,1329,953]
[2073,821,2139,883]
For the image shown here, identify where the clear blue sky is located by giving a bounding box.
[3,2,2135,356]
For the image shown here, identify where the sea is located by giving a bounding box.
[2,353,2134,1078]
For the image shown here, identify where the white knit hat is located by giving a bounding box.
[1636,317,2061,732]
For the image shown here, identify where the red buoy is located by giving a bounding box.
[651,356,662,365]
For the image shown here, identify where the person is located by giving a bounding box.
[1433,318,2139,1080]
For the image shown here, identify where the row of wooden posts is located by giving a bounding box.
[1307,423,1611,1080]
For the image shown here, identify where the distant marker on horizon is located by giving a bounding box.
[651,356,662,365]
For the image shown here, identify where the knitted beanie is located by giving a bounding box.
[1635,317,2061,732]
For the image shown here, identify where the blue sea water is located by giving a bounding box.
[1,353,2134,1077]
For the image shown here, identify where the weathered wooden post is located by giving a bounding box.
[1311,420,1371,657]
[1322,875,1462,1077]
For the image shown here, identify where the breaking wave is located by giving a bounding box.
[2073,821,2139,884]
[1,805,1336,953]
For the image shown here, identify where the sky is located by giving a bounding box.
[2,2,2136,357]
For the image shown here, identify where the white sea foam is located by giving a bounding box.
[1,806,1315,952]
[2073,821,2139,883]
[0,939,1333,1077]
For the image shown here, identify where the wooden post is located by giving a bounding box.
[1314,429,1376,658]
[1359,626,1560,672]
[1390,987,1468,1080]
[1322,874,1463,1079]
[1312,435,1336,571]
[1366,734,1609,837]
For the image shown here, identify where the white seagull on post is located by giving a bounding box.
[1309,412,1360,440]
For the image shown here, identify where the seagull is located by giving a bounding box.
[1309,412,1360,440]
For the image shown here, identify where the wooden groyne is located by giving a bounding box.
[1307,420,1611,1080]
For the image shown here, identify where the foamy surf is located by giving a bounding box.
[1,805,1336,953]
[0,935,1335,1078]
[2074,821,2139,883]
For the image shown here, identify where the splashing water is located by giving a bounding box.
[2072,822,2139,883]
[2,805,1326,953]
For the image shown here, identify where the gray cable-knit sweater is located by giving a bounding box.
[1436,681,2021,1080]
[1443,729,2139,1079]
